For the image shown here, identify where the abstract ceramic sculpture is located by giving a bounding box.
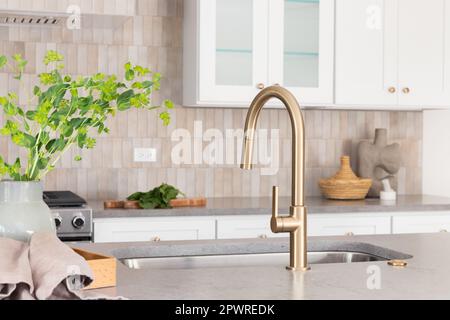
[319,156,372,200]
[357,128,401,198]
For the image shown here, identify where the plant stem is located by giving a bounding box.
[26,128,42,180]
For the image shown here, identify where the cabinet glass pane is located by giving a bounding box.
[216,0,253,86]
[284,0,320,87]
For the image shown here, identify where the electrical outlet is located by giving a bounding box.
[134,148,157,162]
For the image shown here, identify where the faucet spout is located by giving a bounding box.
[241,86,309,271]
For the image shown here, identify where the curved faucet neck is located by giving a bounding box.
[241,86,306,207]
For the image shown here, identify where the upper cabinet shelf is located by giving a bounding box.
[183,0,335,108]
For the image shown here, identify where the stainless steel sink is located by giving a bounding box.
[120,251,386,270]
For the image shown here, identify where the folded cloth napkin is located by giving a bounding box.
[0,232,120,300]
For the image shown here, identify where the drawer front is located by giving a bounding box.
[308,216,391,236]
[94,218,216,243]
[392,214,450,234]
[216,216,287,240]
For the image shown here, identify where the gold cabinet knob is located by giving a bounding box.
[256,83,265,90]
[402,87,410,94]
[258,234,268,239]
[388,87,396,93]
[151,236,161,242]
[344,232,354,236]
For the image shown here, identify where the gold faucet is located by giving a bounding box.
[241,86,309,271]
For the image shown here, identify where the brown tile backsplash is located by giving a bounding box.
[0,0,422,199]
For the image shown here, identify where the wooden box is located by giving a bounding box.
[73,248,117,290]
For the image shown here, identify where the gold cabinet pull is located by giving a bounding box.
[151,236,161,242]
[440,229,448,233]
[256,83,265,90]
[388,87,396,93]
[402,87,410,94]
[344,232,354,236]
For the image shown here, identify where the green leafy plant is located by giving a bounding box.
[0,51,173,181]
[127,183,185,209]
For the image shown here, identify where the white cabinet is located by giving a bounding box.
[93,211,450,243]
[335,0,398,106]
[392,212,450,234]
[216,216,287,239]
[93,217,216,243]
[216,214,391,239]
[183,0,335,107]
[336,0,450,108]
[308,215,391,236]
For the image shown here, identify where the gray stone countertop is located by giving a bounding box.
[89,195,450,219]
[74,233,450,299]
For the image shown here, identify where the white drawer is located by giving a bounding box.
[93,217,216,243]
[308,215,391,236]
[216,216,287,240]
[392,213,450,234]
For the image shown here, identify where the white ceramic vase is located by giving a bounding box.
[0,181,55,242]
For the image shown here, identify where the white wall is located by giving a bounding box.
[423,110,450,196]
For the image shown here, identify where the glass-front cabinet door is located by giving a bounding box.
[269,0,334,105]
[184,0,334,107]
[198,0,269,105]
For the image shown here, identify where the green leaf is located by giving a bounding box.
[127,192,144,201]
[13,133,36,148]
[43,50,64,66]
[74,155,82,161]
[117,89,134,111]
[125,69,135,81]
[134,65,150,76]
[126,184,183,209]
[36,157,49,170]
[159,111,171,126]
[3,102,18,116]
[62,124,74,137]
[164,99,174,109]
[46,138,66,152]
[77,133,87,148]
[39,73,55,85]
[141,81,153,89]
[69,118,85,129]
[26,110,37,121]
[0,55,7,68]
[0,156,8,176]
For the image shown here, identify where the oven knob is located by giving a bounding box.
[54,214,62,229]
[72,214,85,229]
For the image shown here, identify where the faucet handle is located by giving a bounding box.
[271,186,282,233]
[272,186,279,218]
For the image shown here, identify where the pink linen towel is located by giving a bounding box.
[0,232,121,300]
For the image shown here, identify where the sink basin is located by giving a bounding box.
[120,251,386,270]
[114,239,413,270]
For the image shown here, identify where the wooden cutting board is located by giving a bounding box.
[170,197,207,208]
[104,198,207,209]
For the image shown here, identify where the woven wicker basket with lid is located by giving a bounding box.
[319,156,372,200]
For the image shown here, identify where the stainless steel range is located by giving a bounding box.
[44,191,93,242]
